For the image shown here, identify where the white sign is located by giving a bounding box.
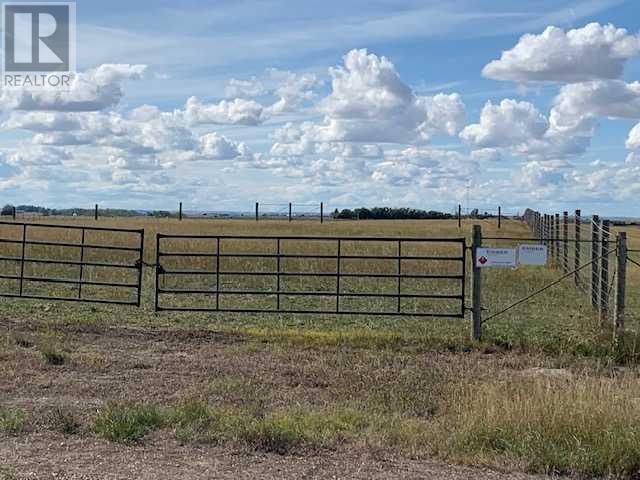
[518,244,547,266]
[476,248,517,268]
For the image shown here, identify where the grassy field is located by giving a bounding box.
[1,216,640,478]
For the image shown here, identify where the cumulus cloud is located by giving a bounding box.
[264,48,465,169]
[198,132,248,160]
[483,23,640,83]
[182,97,265,126]
[225,76,265,98]
[550,80,640,134]
[265,69,321,115]
[460,99,548,148]
[460,81,640,162]
[304,49,465,143]
[7,146,71,166]
[2,64,146,112]
[627,122,640,150]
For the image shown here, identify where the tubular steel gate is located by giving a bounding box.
[155,234,466,317]
[0,221,144,305]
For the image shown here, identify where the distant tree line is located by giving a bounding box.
[332,207,453,220]
[0,204,159,217]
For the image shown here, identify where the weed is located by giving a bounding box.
[47,406,79,435]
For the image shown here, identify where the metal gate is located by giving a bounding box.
[0,221,144,305]
[155,234,466,317]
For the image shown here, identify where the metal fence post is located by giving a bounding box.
[498,206,501,229]
[591,214,600,309]
[615,232,627,336]
[94,204,98,221]
[471,224,482,341]
[600,219,610,323]
[320,202,324,224]
[179,202,183,221]
[255,202,259,222]
[288,202,292,223]
[12,206,16,220]
[458,204,461,229]
[574,209,581,287]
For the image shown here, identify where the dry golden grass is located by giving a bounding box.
[2,216,640,477]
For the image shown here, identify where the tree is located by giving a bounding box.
[1,204,14,216]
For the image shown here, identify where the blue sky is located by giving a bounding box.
[1,0,640,215]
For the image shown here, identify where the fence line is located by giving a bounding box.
[523,208,627,336]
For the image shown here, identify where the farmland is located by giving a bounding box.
[1,217,640,479]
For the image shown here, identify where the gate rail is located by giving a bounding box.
[155,234,466,317]
[0,221,144,305]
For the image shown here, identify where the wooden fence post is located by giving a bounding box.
[554,213,562,267]
[471,224,482,341]
[94,204,98,221]
[549,214,554,261]
[614,232,627,336]
[591,214,600,309]
[551,214,556,260]
[563,211,568,273]
[12,206,16,220]
[255,202,259,222]
[574,209,581,287]
[600,219,610,323]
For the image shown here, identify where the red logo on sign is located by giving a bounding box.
[478,256,488,265]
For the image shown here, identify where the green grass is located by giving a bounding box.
[432,376,640,477]
[0,407,26,435]
[93,402,164,444]
[169,398,373,453]
[40,347,66,365]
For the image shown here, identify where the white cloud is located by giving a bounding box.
[550,80,640,134]
[2,64,146,112]
[198,132,248,160]
[7,146,71,166]
[627,122,640,150]
[264,69,321,115]
[460,99,548,148]
[301,49,465,144]
[483,23,640,83]
[225,76,265,98]
[471,148,502,162]
[182,96,265,126]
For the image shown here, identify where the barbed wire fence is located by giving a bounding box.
[522,208,629,336]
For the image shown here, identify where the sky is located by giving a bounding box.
[1,0,640,216]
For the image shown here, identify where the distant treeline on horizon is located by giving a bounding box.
[2,204,494,221]
[332,207,453,220]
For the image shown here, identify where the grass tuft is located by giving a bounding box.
[0,407,26,435]
[47,406,80,435]
[93,402,164,444]
[40,347,66,365]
